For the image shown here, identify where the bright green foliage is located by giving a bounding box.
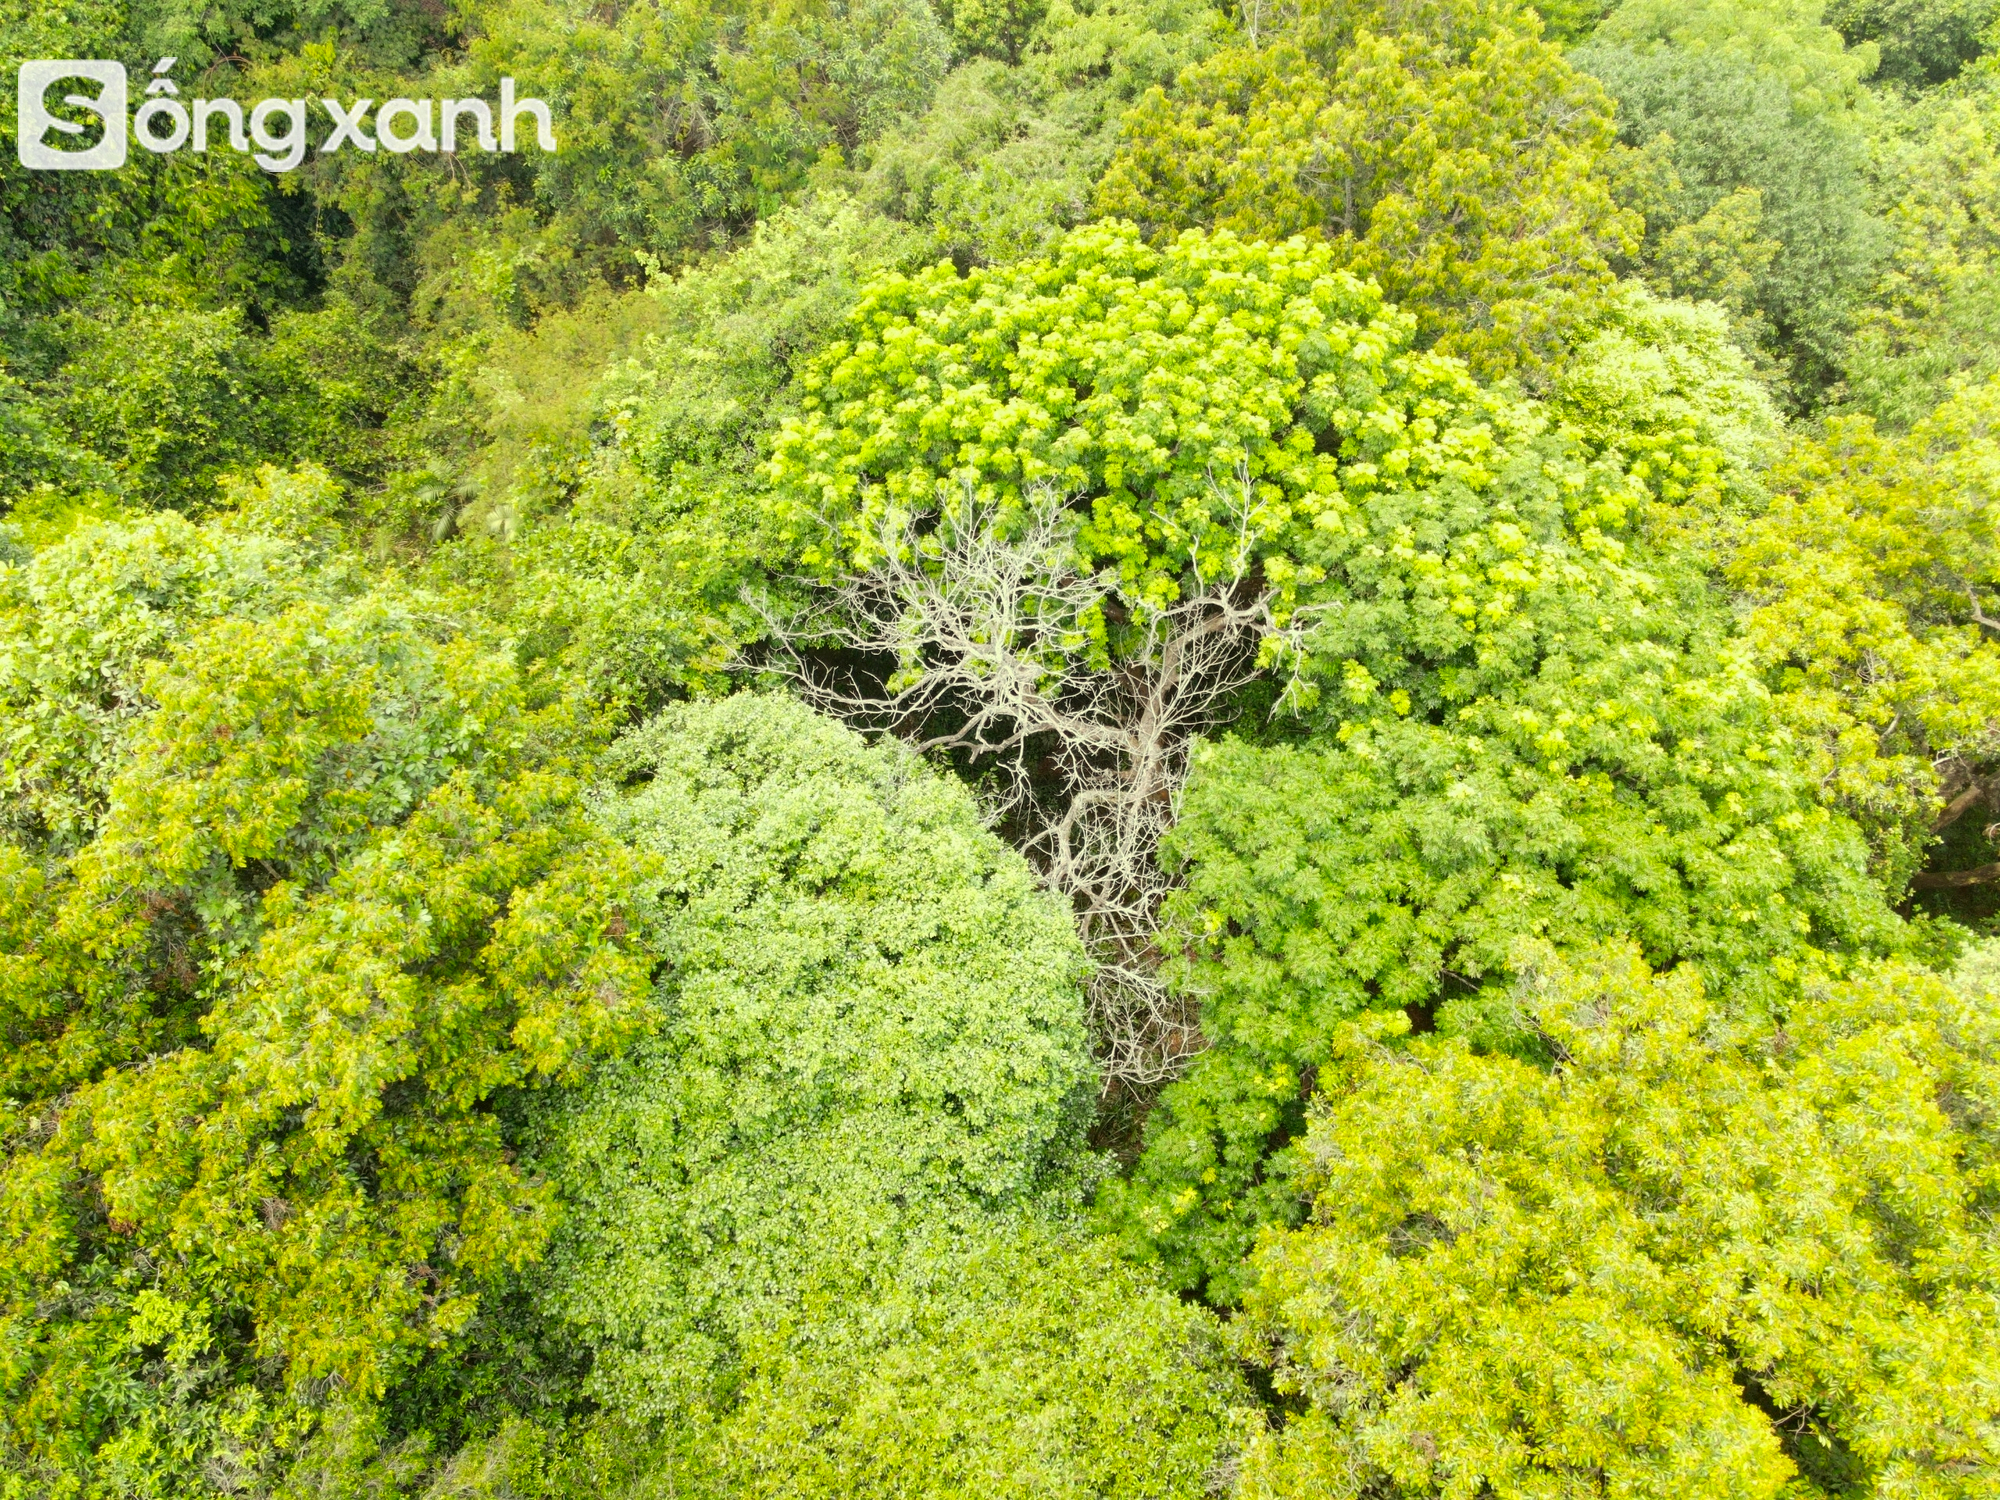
[609,199,924,496]
[52,298,271,512]
[1095,0,1637,377]
[1588,0,1880,110]
[523,693,1242,1497]
[455,0,948,264]
[1578,13,1885,404]
[0,467,364,856]
[768,220,1531,624]
[1549,284,1782,522]
[703,1225,1245,1499]
[1725,379,2000,885]
[1232,941,2000,1498]
[271,692,1236,1499]
[405,1226,1246,1500]
[0,507,655,1495]
[863,0,1226,265]
[472,198,925,715]
[1529,0,1621,38]
[0,499,309,851]
[6,0,2000,1485]
[532,691,1093,1420]
[1097,524,1898,1297]
[1846,75,2000,425]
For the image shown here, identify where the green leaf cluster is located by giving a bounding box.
[1547,284,1783,522]
[699,1225,1245,1499]
[532,691,1094,1418]
[860,0,1228,264]
[1095,471,1903,1295]
[1845,71,2000,424]
[4,0,2000,1487]
[1827,0,1998,85]
[1725,378,2000,886]
[0,497,656,1496]
[1094,0,1638,377]
[769,219,1546,625]
[1232,940,2000,1498]
[1580,0,1887,404]
[501,693,1242,1496]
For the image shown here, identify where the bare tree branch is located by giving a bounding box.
[1913,862,2000,889]
[1970,586,2000,640]
[1934,776,1994,833]
[752,474,1310,1091]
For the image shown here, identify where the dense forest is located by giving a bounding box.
[2,0,1999,1491]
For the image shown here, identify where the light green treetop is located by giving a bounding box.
[1233,940,2000,1498]
[1092,0,1638,377]
[1591,0,1880,115]
[767,220,1549,626]
[0,497,654,1496]
[532,692,1094,1420]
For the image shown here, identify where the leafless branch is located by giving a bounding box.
[1913,861,2000,889]
[753,473,1309,1091]
[1971,587,2000,640]
[1933,773,1994,833]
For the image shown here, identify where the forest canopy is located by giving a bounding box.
[2,0,1999,1494]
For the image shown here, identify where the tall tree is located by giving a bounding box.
[1095,0,1638,378]
[1231,941,2000,1499]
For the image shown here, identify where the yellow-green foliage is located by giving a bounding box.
[1848,75,2000,424]
[1549,285,1782,521]
[1099,543,1900,1297]
[1579,0,1886,404]
[767,219,1573,628]
[0,505,655,1495]
[1728,378,2000,882]
[1094,0,1637,376]
[471,200,925,716]
[0,467,395,853]
[704,1226,1246,1499]
[421,1227,1248,1500]
[1233,941,2000,1498]
[516,695,1244,1496]
[5,0,2000,1488]
[1590,0,1879,112]
[0,510,304,851]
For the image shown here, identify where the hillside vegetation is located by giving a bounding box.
[3,0,2000,1493]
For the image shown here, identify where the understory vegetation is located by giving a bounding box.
[3,0,2000,1493]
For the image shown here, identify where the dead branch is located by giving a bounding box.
[1971,587,2000,640]
[1934,776,1994,833]
[1913,862,2000,889]
[753,473,1308,1091]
